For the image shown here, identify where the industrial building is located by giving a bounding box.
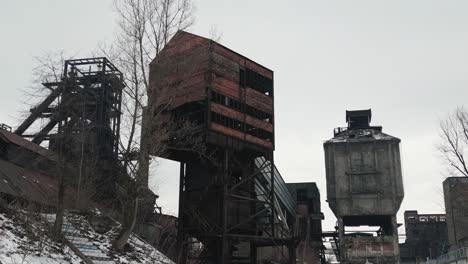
[287,182,325,263]
[13,58,125,204]
[0,125,62,208]
[4,29,455,264]
[148,30,324,263]
[324,109,404,264]
[444,177,468,250]
[0,31,330,264]
[399,210,448,263]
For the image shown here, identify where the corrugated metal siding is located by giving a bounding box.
[0,130,57,161]
[254,157,295,217]
[0,158,57,205]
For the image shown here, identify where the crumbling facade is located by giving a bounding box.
[149,31,295,263]
[444,177,468,250]
[324,109,404,264]
[399,210,448,263]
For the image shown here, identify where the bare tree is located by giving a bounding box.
[438,106,468,177]
[106,0,196,251]
[19,52,99,238]
[108,0,194,168]
[21,51,69,238]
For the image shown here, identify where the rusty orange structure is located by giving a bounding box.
[149,31,274,155]
[148,31,297,264]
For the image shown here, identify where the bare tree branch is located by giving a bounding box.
[438,106,468,177]
[106,0,196,251]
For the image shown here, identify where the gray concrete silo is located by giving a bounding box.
[324,109,404,264]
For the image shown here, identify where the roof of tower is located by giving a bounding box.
[325,128,400,144]
[150,30,273,72]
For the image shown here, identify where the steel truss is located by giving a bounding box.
[177,150,297,264]
[15,57,124,197]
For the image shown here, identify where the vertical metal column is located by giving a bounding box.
[177,162,187,264]
[270,157,275,237]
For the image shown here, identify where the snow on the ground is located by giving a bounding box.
[0,210,174,264]
[61,214,174,264]
[0,212,82,264]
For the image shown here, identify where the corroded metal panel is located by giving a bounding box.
[149,31,275,152]
[210,123,272,149]
[211,103,273,132]
[212,44,273,79]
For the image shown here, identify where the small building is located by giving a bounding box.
[287,182,324,264]
[399,210,448,263]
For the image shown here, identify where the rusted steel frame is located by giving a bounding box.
[14,87,61,135]
[224,233,293,246]
[226,206,270,233]
[30,88,85,145]
[31,118,59,144]
[273,195,290,234]
[228,193,272,204]
[229,158,269,192]
[177,162,187,264]
[228,169,261,192]
[187,205,222,234]
[32,117,78,145]
[66,57,119,73]
[270,158,275,236]
[255,180,273,202]
[113,75,123,155]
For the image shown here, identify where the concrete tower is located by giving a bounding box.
[324,109,404,264]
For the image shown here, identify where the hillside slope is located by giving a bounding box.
[0,211,174,264]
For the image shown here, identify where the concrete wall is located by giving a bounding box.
[324,128,404,263]
[444,177,468,249]
[324,135,404,216]
[400,210,448,261]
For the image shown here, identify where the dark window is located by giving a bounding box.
[210,91,273,123]
[239,69,245,87]
[297,189,308,202]
[239,68,273,96]
[210,111,272,141]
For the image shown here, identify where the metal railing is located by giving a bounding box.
[426,247,468,264]
[333,127,348,136]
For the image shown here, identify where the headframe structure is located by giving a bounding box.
[15,57,124,199]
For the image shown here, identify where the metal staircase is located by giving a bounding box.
[45,214,114,264]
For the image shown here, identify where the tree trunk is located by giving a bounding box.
[113,197,139,251]
[53,172,65,238]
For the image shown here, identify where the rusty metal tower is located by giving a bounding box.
[15,57,124,198]
[148,31,297,264]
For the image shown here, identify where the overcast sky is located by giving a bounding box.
[2,0,468,232]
